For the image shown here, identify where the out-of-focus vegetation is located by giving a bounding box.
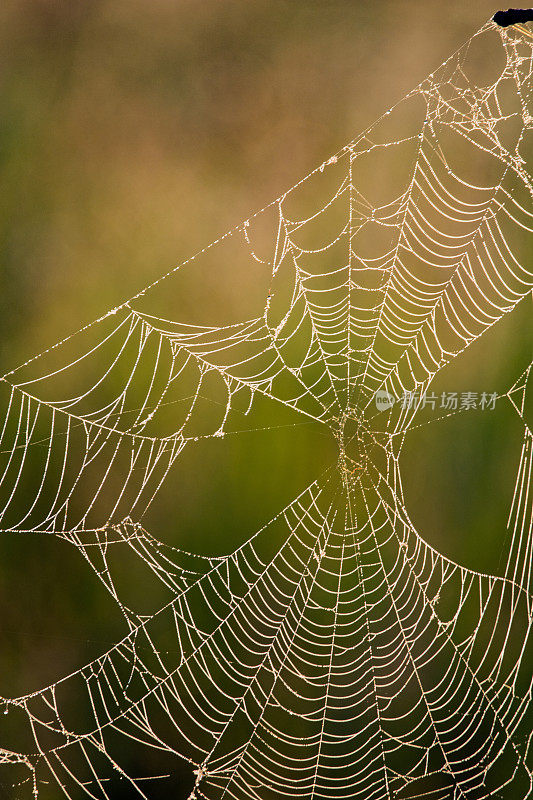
[0,3,530,797]
[0,0,506,363]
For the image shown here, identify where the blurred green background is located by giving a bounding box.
[0,1,531,797]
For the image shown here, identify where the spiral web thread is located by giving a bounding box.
[0,17,532,800]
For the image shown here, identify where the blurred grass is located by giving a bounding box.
[0,0,505,365]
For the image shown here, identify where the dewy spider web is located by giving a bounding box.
[0,16,532,800]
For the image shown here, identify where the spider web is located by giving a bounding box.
[0,16,532,800]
